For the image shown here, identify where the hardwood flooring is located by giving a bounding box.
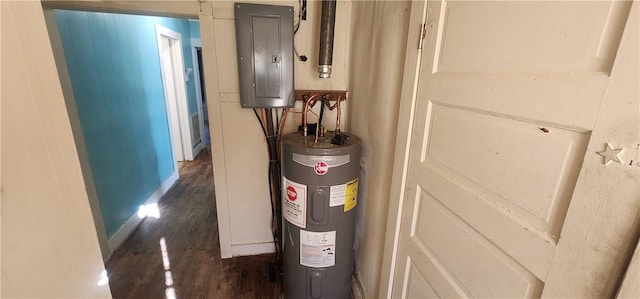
[106,150,281,299]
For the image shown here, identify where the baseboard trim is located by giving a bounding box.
[231,242,275,257]
[106,170,179,259]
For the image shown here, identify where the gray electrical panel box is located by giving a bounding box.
[235,3,294,108]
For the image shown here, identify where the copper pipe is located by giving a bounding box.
[325,99,339,110]
[302,94,319,137]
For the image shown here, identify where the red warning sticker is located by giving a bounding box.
[283,178,306,228]
[286,186,297,201]
[314,161,329,175]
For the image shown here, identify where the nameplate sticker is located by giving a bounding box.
[292,154,350,168]
[300,230,336,268]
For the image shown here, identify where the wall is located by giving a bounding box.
[54,10,199,237]
[209,0,351,256]
[1,1,111,297]
[189,19,201,41]
[347,1,411,298]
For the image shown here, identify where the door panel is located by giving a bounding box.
[391,0,635,297]
[426,1,631,129]
[404,258,443,298]
[412,188,543,298]
[422,104,590,237]
[434,2,628,74]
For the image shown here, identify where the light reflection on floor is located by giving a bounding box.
[96,270,109,286]
[138,203,161,219]
[160,237,176,299]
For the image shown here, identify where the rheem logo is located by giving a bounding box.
[314,161,328,175]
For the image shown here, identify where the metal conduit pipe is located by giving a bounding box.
[318,0,337,78]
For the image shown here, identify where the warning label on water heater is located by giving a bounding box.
[283,178,307,228]
[344,178,358,212]
[329,178,358,212]
[300,230,336,268]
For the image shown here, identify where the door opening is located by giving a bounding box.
[156,24,193,162]
[191,37,209,149]
[45,8,210,263]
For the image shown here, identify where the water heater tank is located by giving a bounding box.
[281,131,361,299]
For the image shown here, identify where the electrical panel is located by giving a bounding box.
[235,3,294,108]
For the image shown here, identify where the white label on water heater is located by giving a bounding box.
[283,178,307,228]
[329,183,346,207]
[300,230,336,268]
[329,177,358,210]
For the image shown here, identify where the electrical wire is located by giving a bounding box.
[260,109,268,131]
[253,108,267,136]
[277,108,289,160]
[306,109,321,144]
[314,117,321,143]
[267,158,276,232]
[278,109,290,137]
[294,0,303,34]
[293,0,307,62]
[318,97,326,130]
[253,107,282,261]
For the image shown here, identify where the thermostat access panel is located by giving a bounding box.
[235,3,294,108]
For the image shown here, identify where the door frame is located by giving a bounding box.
[41,0,234,259]
[378,1,428,297]
[42,8,111,259]
[190,37,206,151]
[379,0,639,297]
[156,24,193,162]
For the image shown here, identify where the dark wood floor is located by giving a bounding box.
[106,150,281,299]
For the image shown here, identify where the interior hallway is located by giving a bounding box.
[105,150,280,298]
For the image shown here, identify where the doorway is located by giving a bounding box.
[190,36,209,148]
[156,24,194,162]
[46,8,205,261]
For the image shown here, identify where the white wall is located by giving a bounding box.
[43,6,111,260]
[346,1,411,297]
[1,1,111,297]
[209,0,351,257]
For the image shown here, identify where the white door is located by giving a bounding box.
[156,24,193,162]
[390,1,638,298]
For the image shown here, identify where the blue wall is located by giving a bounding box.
[189,20,201,41]
[55,10,200,237]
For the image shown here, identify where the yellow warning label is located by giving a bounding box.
[344,178,358,212]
